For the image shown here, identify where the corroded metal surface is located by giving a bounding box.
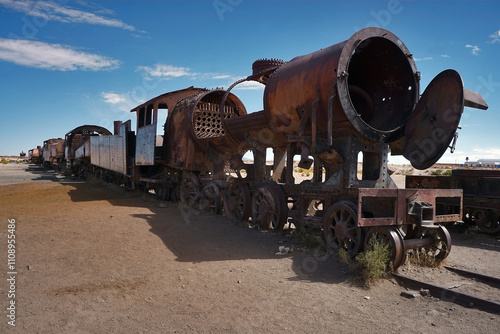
[42,138,64,165]
[32,27,491,268]
[407,171,500,234]
[90,121,131,175]
[403,70,464,169]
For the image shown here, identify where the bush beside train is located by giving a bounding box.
[28,28,489,269]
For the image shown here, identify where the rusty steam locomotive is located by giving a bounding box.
[37,28,488,269]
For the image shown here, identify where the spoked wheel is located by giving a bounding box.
[223,182,251,221]
[179,173,200,207]
[155,183,169,201]
[251,181,287,230]
[475,210,500,235]
[364,227,405,270]
[199,182,222,215]
[415,225,452,262]
[323,201,362,258]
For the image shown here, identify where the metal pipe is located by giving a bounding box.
[403,237,434,250]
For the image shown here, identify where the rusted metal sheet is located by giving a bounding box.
[131,87,210,166]
[42,138,64,164]
[263,27,418,144]
[357,188,462,227]
[164,89,247,172]
[135,124,156,166]
[74,140,90,159]
[403,70,465,169]
[90,122,129,175]
[406,172,500,234]
[64,125,112,167]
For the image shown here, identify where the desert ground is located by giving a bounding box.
[0,162,499,333]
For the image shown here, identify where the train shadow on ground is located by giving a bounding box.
[446,223,500,253]
[62,179,350,285]
[22,164,76,183]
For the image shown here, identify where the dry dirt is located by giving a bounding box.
[0,163,499,333]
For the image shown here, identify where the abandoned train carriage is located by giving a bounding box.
[406,169,500,235]
[57,27,489,269]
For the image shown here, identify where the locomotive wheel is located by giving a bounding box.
[251,181,287,230]
[415,225,452,262]
[323,201,362,258]
[179,173,200,207]
[364,227,405,270]
[199,182,222,215]
[476,210,500,235]
[155,183,169,201]
[223,183,251,222]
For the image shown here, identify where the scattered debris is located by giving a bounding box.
[401,291,420,299]
[275,245,293,255]
[419,289,431,297]
[448,283,467,289]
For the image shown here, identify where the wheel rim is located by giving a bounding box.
[323,201,361,258]
[223,183,251,221]
[364,227,405,270]
[199,183,222,214]
[251,182,287,230]
[432,225,452,260]
[415,225,452,261]
[155,183,168,201]
[180,173,200,207]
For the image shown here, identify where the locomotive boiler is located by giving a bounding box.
[62,27,489,269]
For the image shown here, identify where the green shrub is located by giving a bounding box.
[1,158,8,164]
[442,169,452,176]
[338,236,391,287]
[354,237,391,286]
[292,225,325,249]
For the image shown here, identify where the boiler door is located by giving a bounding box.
[403,69,464,170]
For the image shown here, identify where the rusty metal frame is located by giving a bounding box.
[357,188,462,227]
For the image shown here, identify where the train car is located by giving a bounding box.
[63,125,112,176]
[406,169,500,235]
[46,27,489,269]
[42,138,64,169]
[28,146,42,164]
[85,120,136,184]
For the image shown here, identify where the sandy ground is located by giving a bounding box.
[0,163,499,333]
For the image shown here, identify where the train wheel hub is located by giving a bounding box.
[334,223,347,241]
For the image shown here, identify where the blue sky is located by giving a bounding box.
[0,0,499,165]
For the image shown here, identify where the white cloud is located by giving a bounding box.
[414,56,432,61]
[0,0,138,31]
[211,74,231,80]
[0,38,120,71]
[136,64,194,81]
[101,92,127,105]
[465,44,480,55]
[101,92,137,113]
[471,147,500,159]
[441,54,451,58]
[439,147,500,164]
[489,30,500,44]
[233,81,265,90]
